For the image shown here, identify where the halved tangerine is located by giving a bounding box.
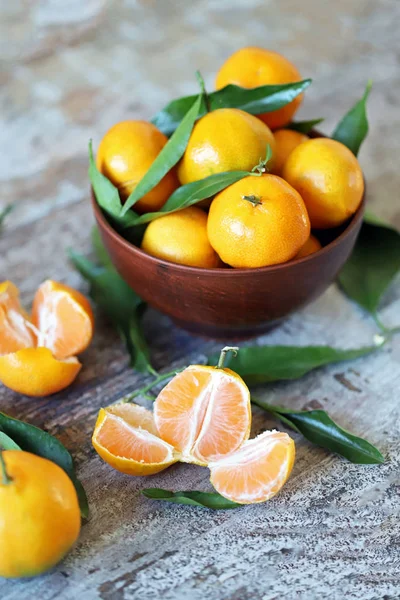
[153,348,251,465]
[209,430,295,504]
[0,281,36,355]
[32,280,94,360]
[92,403,179,476]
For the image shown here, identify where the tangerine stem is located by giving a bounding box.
[0,451,12,485]
[217,346,239,370]
[242,195,262,206]
[251,144,273,175]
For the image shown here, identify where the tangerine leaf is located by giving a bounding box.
[121,95,202,215]
[338,213,400,315]
[123,170,250,227]
[0,431,21,450]
[288,118,324,133]
[0,412,88,517]
[332,81,372,156]
[207,341,383,385]
[68,249,154,374]
[252,400,384,464]
[0,204,13,229]
[88,141,137,228]
[142,488,240,510]
[152,80,312,136]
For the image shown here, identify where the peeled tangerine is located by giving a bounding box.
[0,280,94,397]
[92,349,295,505]
[153,363,252,465]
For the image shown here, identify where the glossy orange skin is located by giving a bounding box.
[215,47,303,130]
[295,234,322,259]
[283,138,364,229]
[273,129,308,175]
[207,174,310,268]
[96,120,179,213]
[0,348,81,397]
[0,451,81,578]
[141,207,221,268]
[177,108,276,185]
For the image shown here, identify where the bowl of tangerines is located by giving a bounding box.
[91,46,365,338]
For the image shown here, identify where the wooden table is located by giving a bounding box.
[1,1,399,598]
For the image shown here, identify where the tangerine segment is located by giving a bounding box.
[0,281,36,355]
[209,430,295,504]
[0,348,81,397]
[92,404,179,476]
[154,366,251,465]
[32,280,94,360]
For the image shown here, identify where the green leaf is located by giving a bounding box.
[88,141,136,228]
[152,80,312,136]
[0,204,13,228]
[207,341,383,385]
[124,170,250,227]
[252,400,384,464]
[142,488,240,510]
[68,249,154,374]
[0,412,89,516]
[0,431,21,450]
[121,95,202,215]
[332,81,372,156]
[338,214,400,315]
[288,118,324,134]
[91,227,114,269]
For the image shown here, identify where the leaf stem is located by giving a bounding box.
[373,313,400,338]
[196,70,211,113]
[119,369,183,404]
[0,451,12,485]
[251,397,301,432]
[251,144,273,175]
[217,346,239,370]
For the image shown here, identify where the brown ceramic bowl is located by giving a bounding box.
[93,185,365,339]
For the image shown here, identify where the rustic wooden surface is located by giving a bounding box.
[1,1,399,598]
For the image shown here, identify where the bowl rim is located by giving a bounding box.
[93,189,365,277]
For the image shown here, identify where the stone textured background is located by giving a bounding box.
[0,1,399,599]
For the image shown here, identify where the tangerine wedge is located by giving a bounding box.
[92,403,179,476]
[154,351,251,465]
[0,281,36,355]
[209,430,295,504]
[0,348,81,397]
[32,280,94,360]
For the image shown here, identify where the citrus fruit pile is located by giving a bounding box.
[95,46,364,269]
[93,348,295,505]
[0,280,94,397]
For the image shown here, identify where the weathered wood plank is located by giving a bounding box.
[1,0,400,598]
